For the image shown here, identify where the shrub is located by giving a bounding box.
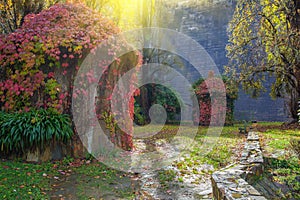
[134,84,181,125]
[192,72,238,126]
[0,109,73,153]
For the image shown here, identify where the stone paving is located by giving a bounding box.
[136,166,214,200]
[134,139,214,200]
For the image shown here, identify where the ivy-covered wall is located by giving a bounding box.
[0,3,141,159]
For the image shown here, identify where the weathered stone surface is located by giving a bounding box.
[26,149,40,162]
[249,196,269,200]
[247,186,261,196]
[26,145,61,162]
[247,132,260,141]
[211,132,267,200]
[252,176,288,199]
[40,146,52,162]
[135,139,215,200]
[198,188,213,196]
[240,136,264,166]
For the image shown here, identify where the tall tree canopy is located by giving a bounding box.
[225,0,300,120]
[0,0,59,34]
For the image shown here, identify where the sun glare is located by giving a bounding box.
[67,0,155,30]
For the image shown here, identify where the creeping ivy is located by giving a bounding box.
[0,3,141,150]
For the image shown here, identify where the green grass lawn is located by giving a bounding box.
[0,161,54,199]
[0,158,135,200]
[259,126,300,199]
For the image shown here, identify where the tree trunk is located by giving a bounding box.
[288,0,300,121]
[293,67,300,120]
[289,88,299,120]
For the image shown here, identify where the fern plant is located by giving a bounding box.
[0,109,73,153]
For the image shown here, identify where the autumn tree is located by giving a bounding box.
[225,0,300,120]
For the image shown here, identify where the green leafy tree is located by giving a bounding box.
[69,0,122,24]
[225,0,300,120]
[0,0,59,34]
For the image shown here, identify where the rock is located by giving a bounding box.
[26,149,39,162]
[40,146,52,162]
[231,193,242,198]
[247,186,261,196]
[229,187,246,193]
[197,188,212,196]
[247,132,260,141]
[26,145,55,162]
[249,196,268,200]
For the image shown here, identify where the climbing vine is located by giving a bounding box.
[193,72,238,126]
[0,3,141,150]
[0,3,119,112]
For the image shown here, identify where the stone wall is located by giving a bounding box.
[211,132,267,199]
[157,0,288,122]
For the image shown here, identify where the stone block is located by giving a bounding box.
[247,132,259,141]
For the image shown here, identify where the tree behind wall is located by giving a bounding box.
[225,0,300,121]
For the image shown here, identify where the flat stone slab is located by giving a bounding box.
[247,132,260,141]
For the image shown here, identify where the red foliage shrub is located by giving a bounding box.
[193,74,237,126]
